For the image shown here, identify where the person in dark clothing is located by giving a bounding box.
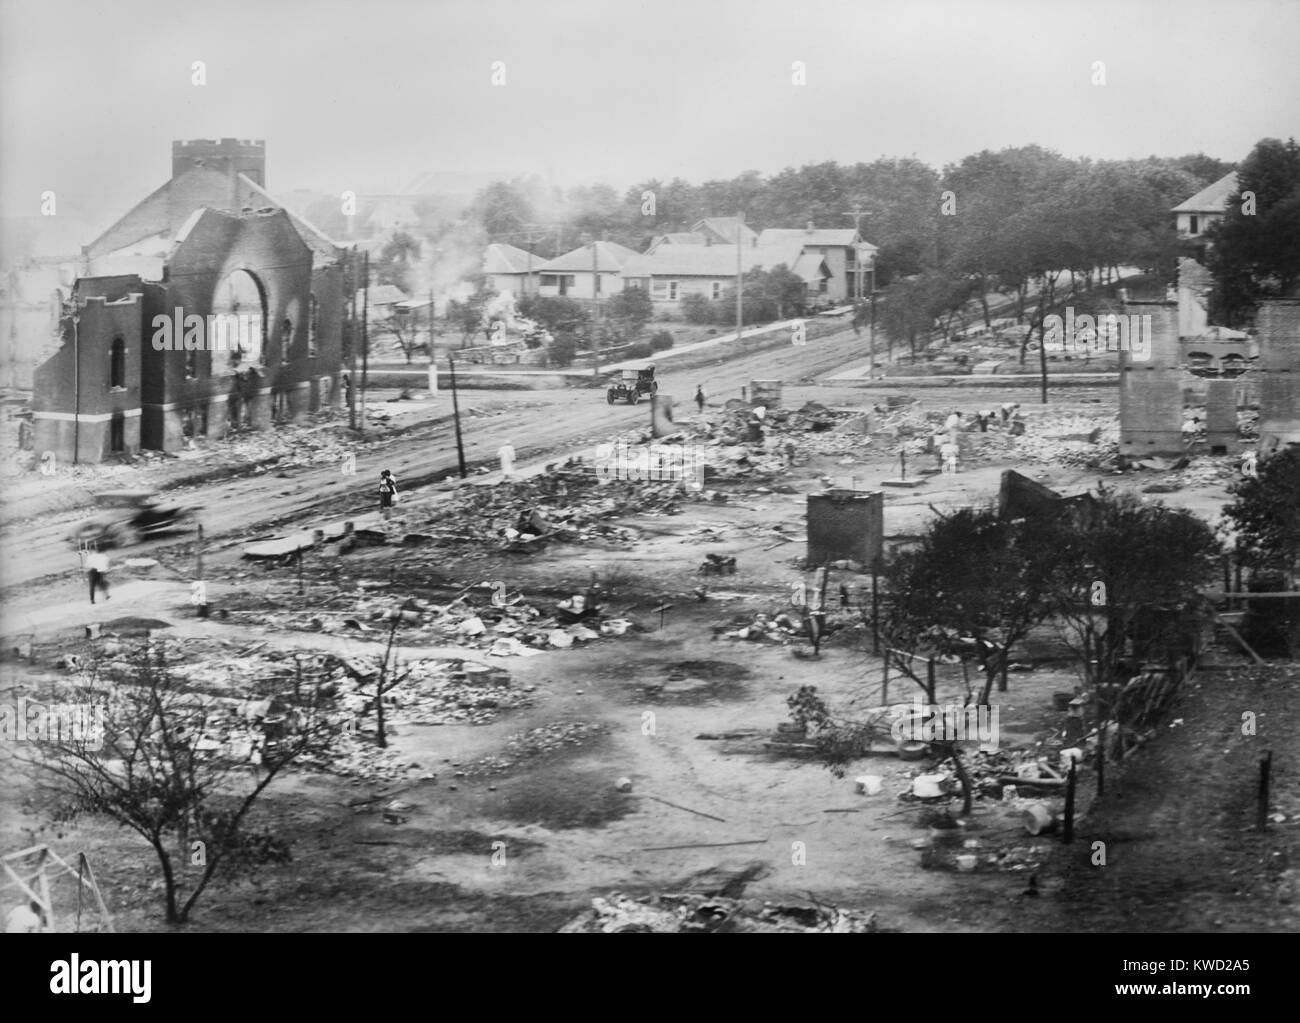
[378,469,397,516]
[695,386,706,413]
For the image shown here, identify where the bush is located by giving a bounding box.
[681,293,716,325]
[1244,570,1300,657]
[649,330,674,352]
[548,335,578,367]
[624,341,654,360]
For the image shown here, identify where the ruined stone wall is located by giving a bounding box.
[1119,300,1184,456]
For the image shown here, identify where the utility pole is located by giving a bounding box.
[359,250,370,438]
[591,234,602,379]
[448,353,467,478]
[842,205,872,303]
[347,248,357,430]
[71,293,80,465]
[735,210,744,343]
[195,521,208,617]
[428,287,437,396]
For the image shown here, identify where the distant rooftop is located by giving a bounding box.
[1172,171,1239,214]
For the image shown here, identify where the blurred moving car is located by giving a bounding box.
[68,489,198,548]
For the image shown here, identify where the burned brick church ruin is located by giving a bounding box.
[32,139,360,463]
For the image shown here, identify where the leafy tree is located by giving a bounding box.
[681,293,716,325]
[881,506,1059,706]
[1223,447,1300,584]
[444,277,497,347]
[517,294,590,338]
[604,286,654,343]
[1046,491,1220,690]
[1207,137,1300,326]
[547,334,577,367]
[20,642,338,925]
[472,180,536,239]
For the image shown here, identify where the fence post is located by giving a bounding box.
[1257,750,1273,830]
[1062,759,1077,844]
[1096,721,1105,799]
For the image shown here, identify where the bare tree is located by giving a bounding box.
[21,641,340,925]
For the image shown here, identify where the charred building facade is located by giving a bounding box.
[32,139,358,463]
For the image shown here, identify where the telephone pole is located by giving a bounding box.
[592,234,602,379]
[448,354,467,478]
[359,250,370,438]
[735,210,744,342]
[842,204,872,302]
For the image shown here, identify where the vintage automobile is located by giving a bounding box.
[68,489,198,549]
[606,365,658,405]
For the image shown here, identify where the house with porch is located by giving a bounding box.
[619,240,832,313]
[534,241,639,303]
[755,226,876,304]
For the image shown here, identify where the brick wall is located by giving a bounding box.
[1119,300,1183,455]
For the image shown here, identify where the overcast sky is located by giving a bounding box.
[2,0,1297,228]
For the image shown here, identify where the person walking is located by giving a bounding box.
[378,469,398,518]
[86,549,111,604]
[498,442,516,479]
[695,385,706,413]
[940,440,960,475]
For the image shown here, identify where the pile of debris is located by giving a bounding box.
[560,892,881,933]
[405,468,692,551]
[714,607,851,644]
[325,653,534,729]
[465,720,609,775]
[1011,412,1119,469]
[249,585,638,656]
[206,419,361,472]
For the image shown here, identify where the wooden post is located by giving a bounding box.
[871,565,880,655]
[449,354,467,478]
[1257,750,1273,830]
[1062,759,1077,843]
[881,654,889,707]
[926,657,937,704]
[80,853,114,932]
[195,522,208,617]
[1234,545,1242,608]
[1096,720,1105,799]
[37,847,54,932]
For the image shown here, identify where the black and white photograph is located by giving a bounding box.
[0,0,1296,978]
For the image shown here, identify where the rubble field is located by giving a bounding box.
[3,369,1293,933]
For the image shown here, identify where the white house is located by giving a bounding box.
[1172,171,1238,239]
[534,241,639,302]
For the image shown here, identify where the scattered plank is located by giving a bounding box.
[643,795,726,823]
[996,775,1066,788]
[1219,620,1266,665]
[640,839,767,852]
